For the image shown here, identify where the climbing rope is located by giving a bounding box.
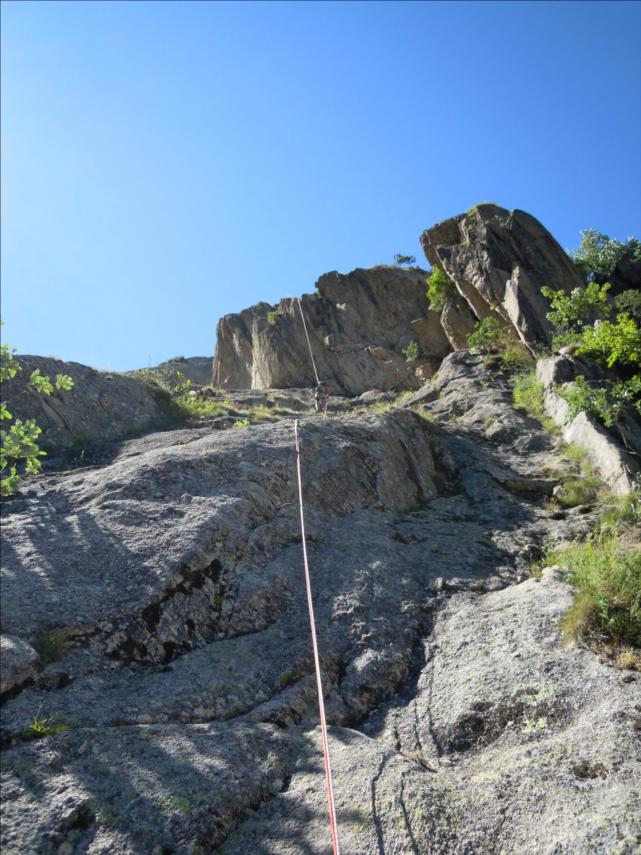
[297,297,321,385]
[293,419,341,855]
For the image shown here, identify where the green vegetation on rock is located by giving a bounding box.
[1,328,74,496]
[553,529,641,648]
[569,229,641,282]
[401,340,419,362]
[426,266,456,312]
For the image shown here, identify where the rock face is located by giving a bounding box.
[0,636,38,695]
[421,204,585,349]
[213,266,451,394]
[3,351,638,854]
[4,356,173,451]
[536,355,641,495]
[149,356,213,388]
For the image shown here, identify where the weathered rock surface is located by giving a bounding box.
[536,355,641,495]
[421,204,584,349]
[3,349,636,853]
[4,356,172,451]
[144,356,213,388]
[0,636,38,696]
[213,266,451,394]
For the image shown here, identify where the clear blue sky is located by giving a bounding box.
[2,0,640,370]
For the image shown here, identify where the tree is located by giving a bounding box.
[426,266,456,312]
[1,330,74,496]
[393,253,416,265]
[569,229,641,282]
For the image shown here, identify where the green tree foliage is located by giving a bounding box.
[577,314,641,368]
[426,266,456,312]
[1,333,74,496]
[569,229,641,282]
[614,290,641,323]
[466,314,507,352]
[393,253,416,265]
[541,282,611,347]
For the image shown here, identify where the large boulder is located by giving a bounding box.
[421,204,585,349]
[4,356,173,451]
[213,266,452,395]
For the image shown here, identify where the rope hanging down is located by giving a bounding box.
[297,298,320,385]
[293,419,341,855]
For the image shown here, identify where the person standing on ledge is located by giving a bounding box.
[314,381,331,416]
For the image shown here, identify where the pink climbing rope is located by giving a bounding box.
[293,419,341,855]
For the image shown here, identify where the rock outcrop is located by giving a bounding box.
[144,356,213,388]
[421,203,585,349]
[536,355,641,495]
[4,356,173,451]
[213,206,587,394]
[213,266,449,394]
[3,352,637,854]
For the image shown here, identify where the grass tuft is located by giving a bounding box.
[23,711,70,741]
[32,629,71,668]
[512,371,559,434]
[550,531,641,648]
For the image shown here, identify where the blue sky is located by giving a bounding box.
[2,0,640,370]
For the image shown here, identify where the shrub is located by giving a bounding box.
[467,314,509,352]
[266,310,279,326]
[1,331,74,496]
[393,253,416,265]
[552,532,641,647]
[401,340,419,362]
[426,267,456,312]
[501,345,534,372]
[541,282,611,347]
[558,375,641,428]
[569,229,641,282]
[577,313,641,368]
[614,290,641,323]
[232,418,250,429]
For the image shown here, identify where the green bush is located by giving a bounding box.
[614,290,641,323]
[426,267,456,312]
[501,345,534,373]
[401,340,419,362]
[569,229,641,282]
[467,314,509,352]
[551,531,641,647]
[266,310,279,326]
[1,331,74,496]
[558,375,641,428]
[541,282,611,347]
[577,313,641,368]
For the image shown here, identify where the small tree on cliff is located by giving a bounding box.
[393,253,416,266]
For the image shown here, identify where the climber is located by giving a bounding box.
[314,381,331,416]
